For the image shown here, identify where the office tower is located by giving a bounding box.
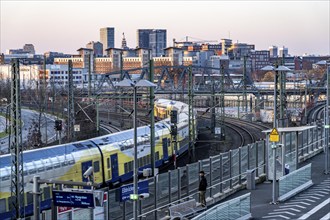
[100,27,115,55]
[279,46,289,57]
[137,29,167,57]
[149,29,167,57]
[269,46,278,58]
[137,29,153,48]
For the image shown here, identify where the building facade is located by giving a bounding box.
[221,39,232,55]
[137,29,153,48]
[165,47,183,66]
[0,64,40,89]
[250,50,270,71]
[269,46,278,58]
[279,46,289,57]
[86,41,103,57]
[149,29,167,57]
[47,64,86,88]
[54,57,84,68]
[23,44,35,54]
[100,27,115,55]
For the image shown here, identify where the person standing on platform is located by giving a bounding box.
[198,171,207,207]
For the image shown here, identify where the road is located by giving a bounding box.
[0,109,57,153]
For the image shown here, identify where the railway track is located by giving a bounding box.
[198,112,269,148]
[307,101,325,124]
[99,110,152,127]
[100,122,121,133]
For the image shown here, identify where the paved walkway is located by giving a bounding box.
[217,151,330,219]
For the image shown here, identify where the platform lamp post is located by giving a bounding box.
[316,60,329,174]
[261,65,291,204]
[115,78,156,220]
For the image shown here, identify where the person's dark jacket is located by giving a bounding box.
[199,176,207,191]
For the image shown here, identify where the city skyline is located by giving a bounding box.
[1,1,329,56]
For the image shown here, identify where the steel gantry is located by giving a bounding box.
[93,65,252,94]
[10,58,25,219]
[188,66,195,162]
[67,60,75,142]
[279,57,288,127]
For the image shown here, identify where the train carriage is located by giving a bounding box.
[0,99,195,219]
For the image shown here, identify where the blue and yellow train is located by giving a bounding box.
[0,99,196,219]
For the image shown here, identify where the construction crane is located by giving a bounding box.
[174,36,218,45]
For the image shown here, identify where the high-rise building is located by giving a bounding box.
[137,29,153,48]
[100,27,115,55]
[149,29,167,57]
[269,46,278,58]
[279,46,289,57]
[137,29,167,57]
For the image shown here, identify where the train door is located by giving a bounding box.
[81,160,92,182]
[110,154,119,180]
[162,138,169,160]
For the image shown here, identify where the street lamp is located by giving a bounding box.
[316,60,329,174]
[115,78,156,220]
[261,64,291,204]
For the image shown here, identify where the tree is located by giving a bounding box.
[262,71,274,82]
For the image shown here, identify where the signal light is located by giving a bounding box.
[170,110,178,124]
[171,125,177,135]
[55,120,62,131]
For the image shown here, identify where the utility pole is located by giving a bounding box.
[51,62,55,115]
[243,56,248,112]
[149,59,155,176]
[219,62,226,140]
[279,56,287,127]
[33,176,40,220]
[211,77,216,134]
[325,62,329,174]
[96,97,99,135]
[43,55,48,146]
[67,60,75,142]
[188,66,195,162]
[10,58,25,219]
[120,51,124,80]
[274,61,280,128]
[88,54,92,98]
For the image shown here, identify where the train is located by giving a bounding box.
[0,98,196,219]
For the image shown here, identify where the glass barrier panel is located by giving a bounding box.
[170,169,179,202]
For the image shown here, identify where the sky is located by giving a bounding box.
[1,0,329,56]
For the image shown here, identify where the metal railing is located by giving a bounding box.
[191,193,251,220]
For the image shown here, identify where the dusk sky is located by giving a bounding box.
[1,0,329,56]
